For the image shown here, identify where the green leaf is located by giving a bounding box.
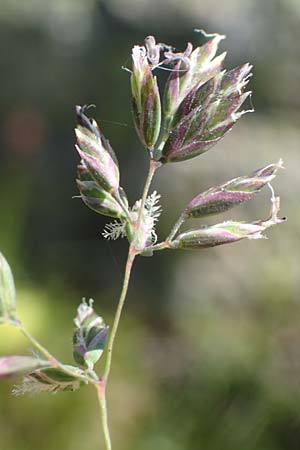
[0,253,17,323]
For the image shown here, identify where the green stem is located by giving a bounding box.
[146,211,188,254]
[98,159,159,449]
[97,249,135,450]
[16,322,94,384]
[17,322,59,366]
[96,383,112,450]
[136,159,159,230]
[112,190,133,226]
[103,250,136,381]
[166,211,188,242]
[146,241,171,253]
[95,160,160,450]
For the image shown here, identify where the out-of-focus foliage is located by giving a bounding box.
[0,0,299,449]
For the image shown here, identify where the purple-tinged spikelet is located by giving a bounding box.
[172,195,286,250]
[73,299,109,370]
[159,62,252,162]
[75,106,120,193]
[185,160,283,218]
[77,164,127,218]
[131,39,161,151]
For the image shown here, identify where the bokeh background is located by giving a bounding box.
[0,1,299,449]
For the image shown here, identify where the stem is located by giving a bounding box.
[97,249,135,450]
[103,250,136,381]
[146,241,171,253]
[136,159,159,230]
[112,190,133,225]
[17,322,59,366]
[16,322,94,383]
[166,211,188,241]
[96,383,112,450]
[145,211,187,254]
[98,159,159,449]
[103,161,159,379]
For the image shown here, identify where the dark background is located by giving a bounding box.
[0,1,299,449]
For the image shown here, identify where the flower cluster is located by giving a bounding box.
[74,32,285,252]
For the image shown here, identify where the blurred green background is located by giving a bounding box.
[0,1,299,449]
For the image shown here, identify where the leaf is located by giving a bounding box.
[0,253,17,323]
